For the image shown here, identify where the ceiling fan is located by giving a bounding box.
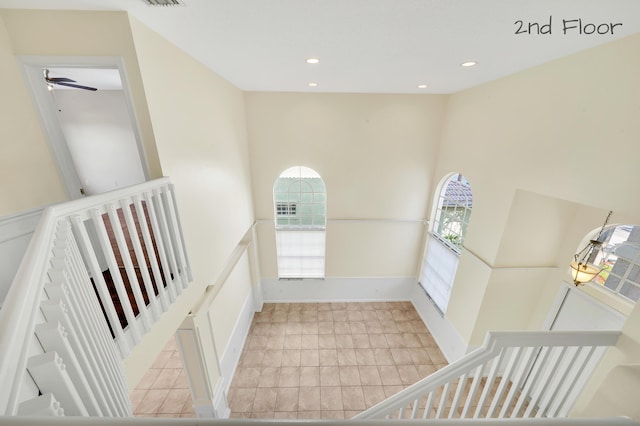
[43,69,98,91]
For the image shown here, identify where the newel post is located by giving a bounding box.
[176,314,229,418]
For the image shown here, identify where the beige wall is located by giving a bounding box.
[3,8,640,419]
[245,93,446,278]
[0,13,65,215]
[129,16,255,288]
[0,9,256,388]
[0,10,162,195]
[435,33,640,418]
[122,17,255,385]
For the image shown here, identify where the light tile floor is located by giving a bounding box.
[228,301,448,419]
[130,336,196,418]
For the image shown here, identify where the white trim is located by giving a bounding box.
[212,378,230,419]
[0,208,44,308]
[218,291,256,394]
[17,56,150,199]
[542,283,571,330]
[544,282,627,332]
[410,282,468,363]
[0,208,43,242]
[261,276,414,302]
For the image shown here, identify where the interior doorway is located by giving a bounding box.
[20,56,149,199]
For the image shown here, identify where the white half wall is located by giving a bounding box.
[218,290,255,393]
[261,276,414,303]
[410,282,469,363]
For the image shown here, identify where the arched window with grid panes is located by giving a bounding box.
[580,224,640,303]
[273,166,326,278]
[419,173,473,313]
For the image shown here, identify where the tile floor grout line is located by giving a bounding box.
[228,301,447,420]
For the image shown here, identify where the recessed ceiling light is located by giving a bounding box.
[461,61,477,67]
[306,58,320,64]
[417,84,427,89]
[308,82,318,87]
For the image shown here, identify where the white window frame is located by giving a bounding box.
[273,166,326,279]
[419,173,473,313]
[431,173,473,254]
[589,225,640,303]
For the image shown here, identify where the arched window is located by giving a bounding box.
[419,173,473,313]
[432,173,473,251]
[273,166,326,278]
[581,224,640,302]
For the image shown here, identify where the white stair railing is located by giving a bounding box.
[0,417,638,426]
[354,330,620,421]
[0,178,191,417]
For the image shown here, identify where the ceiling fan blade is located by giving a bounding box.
[53,81,98,91]
[46,77,76,83]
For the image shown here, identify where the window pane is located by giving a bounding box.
[274,167,327,278]
[604,275,621,292]
[276,230,326,278]
[610,258,630,276]
[628,265,640,284]
[620,282,640,302]
[421,173,473,312]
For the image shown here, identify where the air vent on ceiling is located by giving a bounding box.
[141,0,185,6]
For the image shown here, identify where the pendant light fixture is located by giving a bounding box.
[569,210,612,285]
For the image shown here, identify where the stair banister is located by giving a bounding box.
[354,329,620,420]
[0,177,191,417]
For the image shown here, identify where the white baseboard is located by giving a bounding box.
[261,276,414,302]
[217,278,467,396]
[410,283,469,363]
[219,290,256,394]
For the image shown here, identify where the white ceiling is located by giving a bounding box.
[1,0,639,94]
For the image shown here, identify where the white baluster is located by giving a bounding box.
[435,382,450,419]
[410,397,420,419]
[40,295,119,416]
[474,350,506,418]
[423,390,434,419]
[461,363,487,418]
[106,203,152,332]
[162,185,190,288]
[169,183,193,282]
[133,195,170,312]
[522,346,552,418]
[71,215,130,357]
[45,266,129,417]
[143,191,177,303]
[17,393,65,417]
[449,373,468,419]
[56,229,131,415]
[546,346,584,417]
[555,346,598,417]
[34,322,102,416]
[505,346,538,418]
[488,346,523,418]
[27,352,88,416]
[152,188,182,295]
[535,346,569,418]
[89,208,142,343]
[123,198,162,320]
